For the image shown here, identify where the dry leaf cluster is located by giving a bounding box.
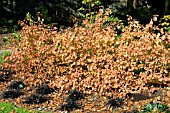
[1,11,170,112]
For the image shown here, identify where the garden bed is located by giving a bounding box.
[0,15,170,113]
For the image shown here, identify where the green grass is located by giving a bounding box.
[0,102,52,113]
[0,102,31,113]
[141,102,169,113]
[0,50,12,66]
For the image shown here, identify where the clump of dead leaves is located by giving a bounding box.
[1,11,170,112]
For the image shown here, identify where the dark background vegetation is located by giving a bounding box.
[0,0,170,33]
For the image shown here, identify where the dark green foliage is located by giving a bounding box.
[105,98,124,110]
[8,81,25,90]
[36,84,54,94]
[167,67,170,73]
[67,89,84,102]
[60,99,81,112]
[2,90,24,99]
[0,18,20,33]
[141,102,169,113]
[60,89,84,112]
[133,68,146,79]
[166,44,170,48]
[101,0,127,16]
[0,0,169,33]
[116,35,122,40]
[24,94,48,104]
[0,0,81,31]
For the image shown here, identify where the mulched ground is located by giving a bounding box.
[0,32,170,113]
[0,71,169,113]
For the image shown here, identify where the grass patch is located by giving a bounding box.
[0,102,31,113]
[0,50,12,67]
[0,102,53,113]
